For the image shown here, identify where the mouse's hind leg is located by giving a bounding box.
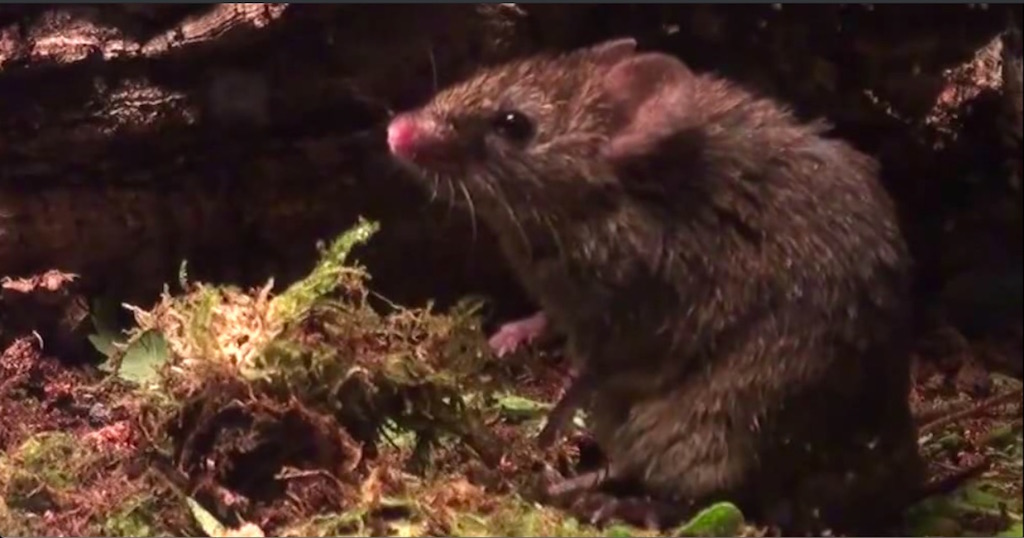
[542,365,783,530]
[588,340,921,534]
[581,337,844,527]
[591,381,761,505]
[543,465,696,530]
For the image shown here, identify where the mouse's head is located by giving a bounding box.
[386,37,694,218]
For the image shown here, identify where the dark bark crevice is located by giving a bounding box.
[0,4,1019,339]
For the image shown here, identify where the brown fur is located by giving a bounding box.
[388,38,924,534]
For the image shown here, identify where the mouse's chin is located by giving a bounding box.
[391,152,467,179]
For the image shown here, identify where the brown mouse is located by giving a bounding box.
[385,38,924,534]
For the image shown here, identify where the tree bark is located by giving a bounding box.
[1,4,530,310]
[1,4,1020,329]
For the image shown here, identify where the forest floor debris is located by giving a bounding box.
[2,219,1022,537]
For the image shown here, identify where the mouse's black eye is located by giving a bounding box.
[491,110,535,143]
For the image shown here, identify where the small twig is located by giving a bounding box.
[919,387,1023,437]
[979,417,1024,447]
[915,457,992,503]
[915,397,974,425]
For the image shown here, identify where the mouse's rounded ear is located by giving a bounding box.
[600,52,695,164]
[602,52,693,111]
[585,37,638,66]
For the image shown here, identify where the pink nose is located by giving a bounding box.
[387,114,425,158]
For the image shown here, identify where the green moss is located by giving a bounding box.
[0,432,98,533]
[282,510,371,536]
[100,497,166,537]
[7,432,81,491]
[272,217,380,323]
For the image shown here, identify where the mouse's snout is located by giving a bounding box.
[386,114,417,156]
[387,113,446,163]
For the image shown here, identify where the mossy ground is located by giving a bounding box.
[2,220,1021,537]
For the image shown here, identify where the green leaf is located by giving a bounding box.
[109,330,170,386]
[496,393,551,419]
[907,477,1023,537]
[674,502,745,537]
[603,523,637,537]
[186,497,227,537]
[951,481,1019,516]
[88,296,124,358]
[88,333,118,359]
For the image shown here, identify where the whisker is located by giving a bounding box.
[444,176,457,221]
[544,216,568,264]
[527,198,567,263]
[428,173,440,203]
[499,155,573,262]
[458,181,479,246]
[486,165,530,254]
[428,43,439,94]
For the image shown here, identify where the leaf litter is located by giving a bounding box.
[1,217,1021,537]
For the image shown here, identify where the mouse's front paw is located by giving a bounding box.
[488,311,548,357]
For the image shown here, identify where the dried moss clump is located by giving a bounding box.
[104,217,563,534]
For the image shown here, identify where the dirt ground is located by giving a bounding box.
[1,221,1022,538]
